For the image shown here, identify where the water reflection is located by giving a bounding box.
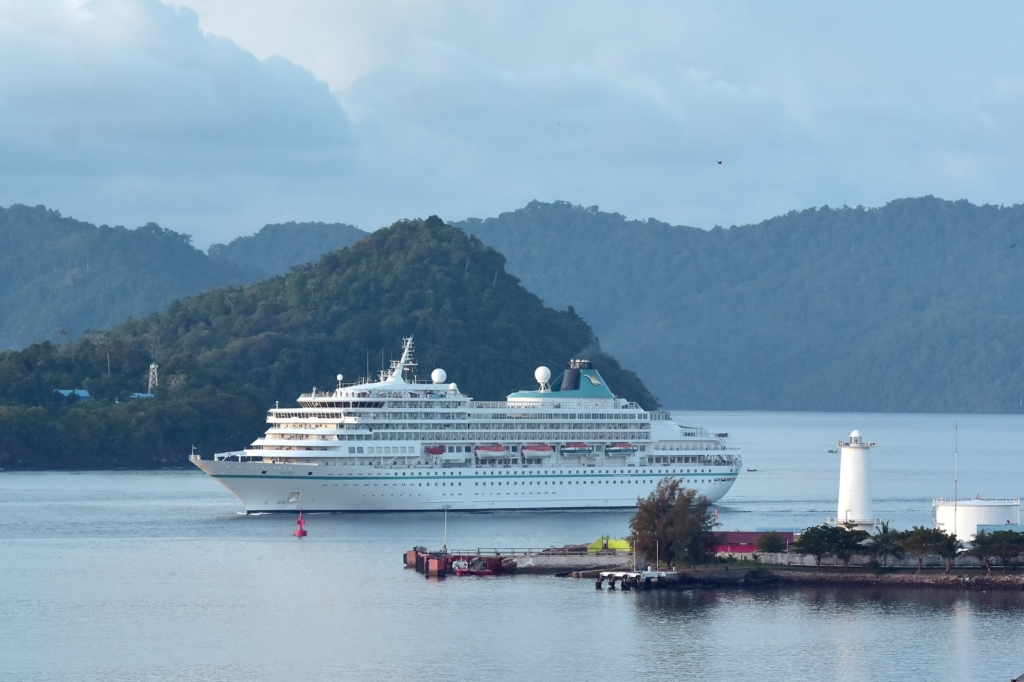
[624,587,1024,679]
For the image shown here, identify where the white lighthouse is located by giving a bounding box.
[828,430,881,531]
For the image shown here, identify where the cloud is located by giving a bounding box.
[4,1,1024,244]
[0,0,355,244]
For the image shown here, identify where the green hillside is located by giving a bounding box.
[0,216,657,470]
[209,220,368,278]
[458,198,1024,412]
[0,204,251,350]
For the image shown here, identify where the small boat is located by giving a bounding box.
[561,442,594,456]
[522,443,554,456]
[469,557,494,576]
[424,444,445,456]
[452,559,473,576]
[746,468,757,472]
[828,449,838,454]
[605,442,638,456]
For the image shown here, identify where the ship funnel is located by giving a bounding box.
[561,359,592,391]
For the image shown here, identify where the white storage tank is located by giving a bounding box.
[933,498,1021,541]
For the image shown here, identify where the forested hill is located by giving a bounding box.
[208,221,368,278]
[0,217,657,469]
[0,204,251,350]
[458,197,1024,413]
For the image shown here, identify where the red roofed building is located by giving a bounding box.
[713,531,794,555]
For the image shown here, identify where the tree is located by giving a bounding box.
[988,530,1024,572]
[756,531,786,554]
[834,525,871,571]
[902,527,946,573]
[867,522,904,568]
[629,479,717,568]
[934,531,961,574]
[629,479,679,568]
[969,531,998,574]
[793,525,840,570]
[668,488,718,568]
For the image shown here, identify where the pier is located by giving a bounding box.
[404,544,632,577]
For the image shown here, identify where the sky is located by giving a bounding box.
[2,0,1024,248]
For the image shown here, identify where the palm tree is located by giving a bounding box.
[867,522,904,568]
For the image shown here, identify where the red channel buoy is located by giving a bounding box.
[293,510,308,537]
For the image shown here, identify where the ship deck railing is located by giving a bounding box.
[470,400,642,410]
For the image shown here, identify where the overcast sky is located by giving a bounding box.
[2,0,1023,247]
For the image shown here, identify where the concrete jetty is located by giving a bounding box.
[404,544,632,577]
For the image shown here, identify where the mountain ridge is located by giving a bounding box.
[208,220,368,279]
[0,216,657,470]
[457,197,1024,412]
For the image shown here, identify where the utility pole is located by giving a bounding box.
[442,505,451,554]
[954,421,959,539]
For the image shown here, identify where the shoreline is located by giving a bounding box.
[572,566,1024,591]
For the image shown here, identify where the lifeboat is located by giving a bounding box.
[475,443,508,458]
[521,443,554,457]
[605,442,638,456]
[561,442,594,456]
[424,444,445,456]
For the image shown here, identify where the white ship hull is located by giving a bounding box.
[194,458,739,512]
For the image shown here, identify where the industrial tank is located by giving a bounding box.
[933,498,1021,541]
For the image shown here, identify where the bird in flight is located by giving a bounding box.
[717,160,722,164]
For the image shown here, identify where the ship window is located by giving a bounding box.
[261,471,267,475]
[307,472,313,476]
[357,447,364,454]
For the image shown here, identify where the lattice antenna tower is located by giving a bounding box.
[148,363,159,393]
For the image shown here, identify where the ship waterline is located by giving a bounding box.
[191,337,741,512]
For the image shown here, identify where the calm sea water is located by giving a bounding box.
[2,411,1023,681]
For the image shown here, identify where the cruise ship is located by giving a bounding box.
[190,337,742,512]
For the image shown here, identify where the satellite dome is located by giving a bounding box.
[850,429,861,439]
[535,366,552,384]
[449,383,458,391]
[336,374,343,382]
[431,368,447,384]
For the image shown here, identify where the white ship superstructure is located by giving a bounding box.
[190,338,742,512]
